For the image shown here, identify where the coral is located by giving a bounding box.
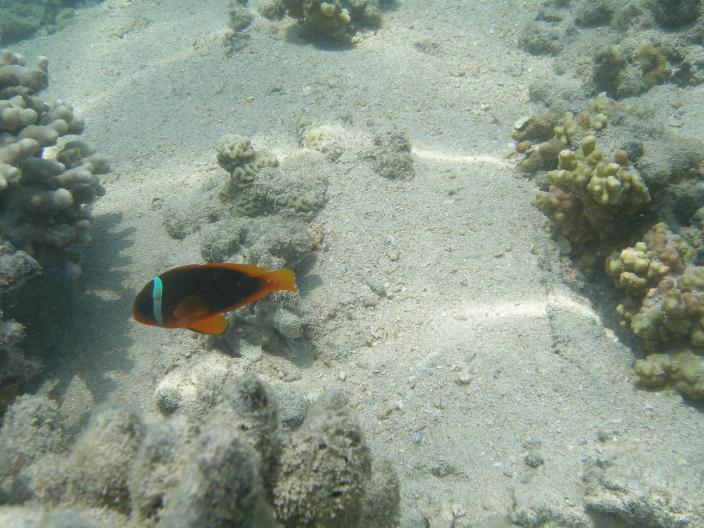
[0,50,109,277]
[0,1,91,45]
[635,43,670,88]
[211,375,280,491]
[359,459,401,528]
[0,394,67,497]
[306,0,351,39]
[66,409,143,513]
[216,134,326,218]
[216,135,326,217]
[592,40,680,98]
[0,371,400,527]
[592,46,626,97]
[158,424,266,528]
[279,0,387,40]
[633,348,704,399]
[606,222,694,296]
[574,0,614,27]
[649,0,701,29]
[0,241,41,413]
[618,265,704,349]
[512,114,561,145]
[366,126,414,180]
[223,0,254,56]
[512,104,610,175]
[534,134,650,245]
[272,391,372,527]
[154,352,238,418]
[605,222,704,355]
[518,21,564,56]
[255,0,288,19]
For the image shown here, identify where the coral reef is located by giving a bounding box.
[518,20,564,56]
[606,223,704,349]
[534,134,649,246]
[223,0,255,56]
[592,40,674,98]
[521,0,704,98]
[277,0,389,41]
[649,0,701,29]
[0,49,110,277]
[0,373,401,528]
[0,49,108,413]
[0,1,95,45]
[601,220,704,400]
[0,242,41,413]
[512,99,611,175]
[634,347,704,399]
[163,135,326,357]
[217,134,325,217]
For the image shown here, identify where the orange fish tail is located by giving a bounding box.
[262,268,297,293]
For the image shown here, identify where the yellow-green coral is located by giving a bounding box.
[606,222,694,295]
[534,135,649,245]
[619,267,704,350]
[303,0,351,40]
[512,105,610,174]
[607,223,704,351]
[635,43,670,89]
[634,348,704,400]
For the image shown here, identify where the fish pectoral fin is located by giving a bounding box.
[174,295,209,320]
[187,313,228,335]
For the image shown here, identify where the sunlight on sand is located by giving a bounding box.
[413,148,511,169]
[456,294,600,324]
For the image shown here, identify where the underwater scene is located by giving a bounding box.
[1,0,704,526]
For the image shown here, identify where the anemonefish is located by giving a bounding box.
[132,263,297,335]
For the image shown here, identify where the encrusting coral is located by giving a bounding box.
[0,373,401,528]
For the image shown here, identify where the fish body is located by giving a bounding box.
[132,263,297,334]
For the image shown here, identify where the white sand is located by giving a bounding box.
[12,0,704,525]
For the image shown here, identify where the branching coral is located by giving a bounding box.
[603,222,704,399]
[634,348,704,399]
[534,134,649,245]
[0,49,109,277]
[513,101,609,174]
[0,49,108,415]
[278,0,387,41]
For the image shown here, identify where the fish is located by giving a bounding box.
[132,263,297,335]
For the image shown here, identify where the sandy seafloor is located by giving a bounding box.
[8,0,704,526]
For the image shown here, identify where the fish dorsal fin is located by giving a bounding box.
[218,263,269,276]
[174,295,209,321]
[187,313,228,335]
